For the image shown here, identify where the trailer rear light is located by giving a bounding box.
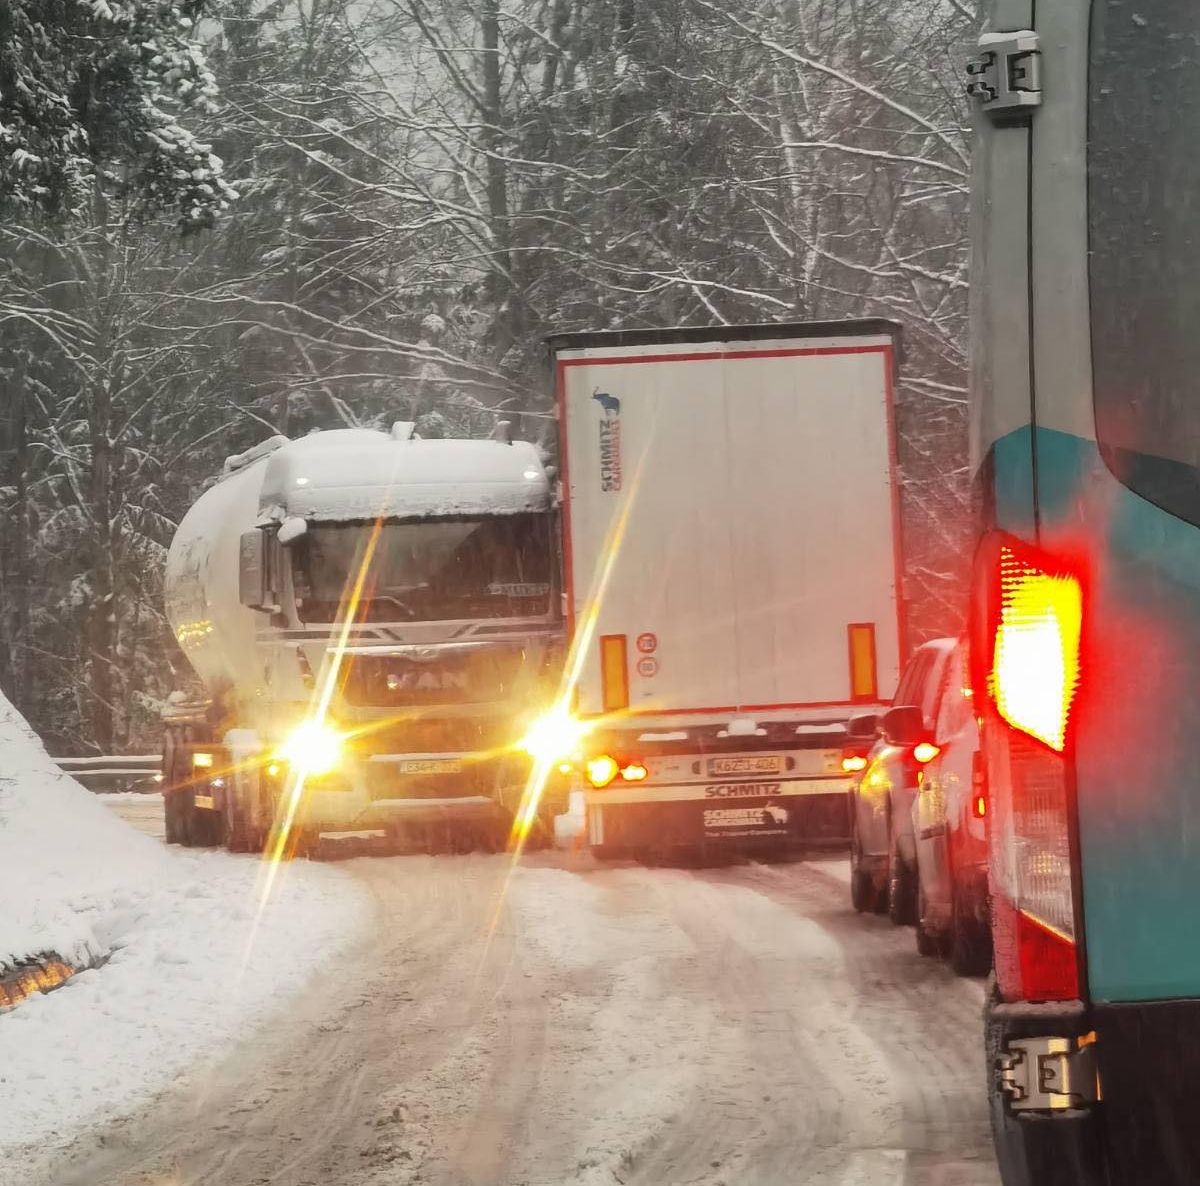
[586,755,619,788]
[912,742,940,764]
[975,533,1084,1004]
[991,544,1082,753]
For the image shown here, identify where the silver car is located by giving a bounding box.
[848,637,955,922]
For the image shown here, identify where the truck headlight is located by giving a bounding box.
[278,719,344,776]
[519,707,590,764]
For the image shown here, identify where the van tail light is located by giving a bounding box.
[973,533,1084,1004]
[991,542,1082,753]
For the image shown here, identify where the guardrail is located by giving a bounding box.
[52,755,162,794]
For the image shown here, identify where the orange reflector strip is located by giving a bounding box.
[847,623,878,702]
[599,634,630,712]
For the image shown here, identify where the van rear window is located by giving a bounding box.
[1090,0,1200,524]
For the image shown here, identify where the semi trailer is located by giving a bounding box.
[550,320,906,858]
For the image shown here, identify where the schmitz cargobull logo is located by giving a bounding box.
[704,782,782,798]
[592,389,622,492]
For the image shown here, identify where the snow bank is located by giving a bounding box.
[0,693,371,1167]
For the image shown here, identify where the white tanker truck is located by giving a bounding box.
[160,423,570,853]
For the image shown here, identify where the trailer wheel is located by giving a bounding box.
[164,792,180,844]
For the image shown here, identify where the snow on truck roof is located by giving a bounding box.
[252,430,550,520]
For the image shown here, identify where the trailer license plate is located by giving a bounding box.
[396,759,464,775]
[707,755,784,776]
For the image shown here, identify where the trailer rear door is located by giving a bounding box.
[553,322,903,719]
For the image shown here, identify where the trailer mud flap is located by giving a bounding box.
[588,793,847,850]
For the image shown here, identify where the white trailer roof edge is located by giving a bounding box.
[546,317,902,369]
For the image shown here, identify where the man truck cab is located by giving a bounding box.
[970,2,1200,1182]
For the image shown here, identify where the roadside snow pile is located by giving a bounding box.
[0,692,371,1166]
[0,695,159,972]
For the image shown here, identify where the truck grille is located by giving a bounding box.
[341,646,549,708]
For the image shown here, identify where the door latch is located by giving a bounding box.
[967,31,1041,119]
[997,1034,1100,1112]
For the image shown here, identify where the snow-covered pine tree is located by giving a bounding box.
[0,0,236,229]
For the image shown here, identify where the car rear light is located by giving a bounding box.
[912,741,940,764]
[975,533,1083,1003]
[971,751,986,818]
[620,762,647,781]
[841,754,867,773]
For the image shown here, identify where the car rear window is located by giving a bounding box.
[1090,0,1200,525]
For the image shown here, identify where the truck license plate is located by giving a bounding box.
[396,758,464,775]
[706,755,784,776]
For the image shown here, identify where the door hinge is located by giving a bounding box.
[966,31,1042,119]
[997,1034,1100,1112]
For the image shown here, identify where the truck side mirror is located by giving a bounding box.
[881,705,925,747]
[845,712,879,741]
[238,529,269,610]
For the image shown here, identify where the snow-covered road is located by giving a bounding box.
[39,804,1000,1186]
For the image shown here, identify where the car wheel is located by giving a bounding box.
[887,834,916,926]
[915,878,945,958]
[849,821,879,913]
[949,883,992,977]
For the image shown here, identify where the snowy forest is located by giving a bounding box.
[0,0,978,755]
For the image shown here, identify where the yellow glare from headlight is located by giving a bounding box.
[278,720,344,776]
[520,708,591,763]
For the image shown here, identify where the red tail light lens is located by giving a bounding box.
[991,544,1082,752]
[976,534,1084,1003]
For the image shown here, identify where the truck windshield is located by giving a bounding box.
[293,514,553,623]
